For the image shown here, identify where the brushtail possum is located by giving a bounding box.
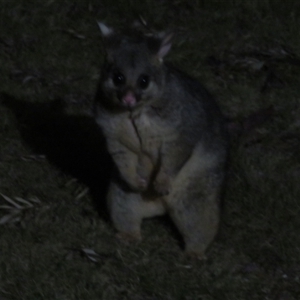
[94,22,228,258]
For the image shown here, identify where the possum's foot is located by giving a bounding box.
[116,231,142,244]
[185,250,207,261]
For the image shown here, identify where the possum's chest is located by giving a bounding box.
[100,109,176,157]
[130,113,164,155]
[108,112,164,155]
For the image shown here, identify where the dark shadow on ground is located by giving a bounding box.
[0,92,187,248]
[0,93,112,220]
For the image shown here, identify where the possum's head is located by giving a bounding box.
[97,22,172,110]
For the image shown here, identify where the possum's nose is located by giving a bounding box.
[121,90,137,107]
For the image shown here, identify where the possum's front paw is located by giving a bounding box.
[135,176,148,191]
[125,175,148,192]
[153,171,171,196]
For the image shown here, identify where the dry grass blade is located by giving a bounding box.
[75,187,89,200]
[66,247,105,263]
[81,248,100,262]
[14,197,34,207]
[0,193,22,209]
[138,15,148,27]
[65,178,78,187]
[21,154,46,162]
[63,29,86,40]
[29,197,41,203]
[0,205,16,210]
[0,211,20,225]
[0,194,42,225]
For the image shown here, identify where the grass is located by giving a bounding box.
[1,0,300,299]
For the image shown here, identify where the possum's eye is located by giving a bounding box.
[112,72,125,86]
[138,74,150,90]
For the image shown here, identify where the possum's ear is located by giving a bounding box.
[97,22,114,38]
[157,32,173,60]
[97,22,118,58]
[147,32,173,62]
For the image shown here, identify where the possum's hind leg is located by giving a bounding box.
[166,147,225,259]
[107,178,166,242]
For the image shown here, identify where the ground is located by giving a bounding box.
[0,1,300,299]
